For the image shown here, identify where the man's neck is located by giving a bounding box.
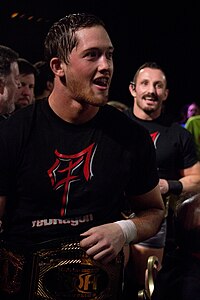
[48,93,99,124]
[133,106,161,121]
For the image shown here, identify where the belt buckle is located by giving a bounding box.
[29,239,124,299]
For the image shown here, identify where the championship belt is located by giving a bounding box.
[29,238,124,300]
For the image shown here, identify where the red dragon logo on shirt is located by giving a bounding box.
[150,131,160,149]
[47,143,96,216]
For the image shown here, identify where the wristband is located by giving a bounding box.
[167,180,183,195]
[114,219,137,244]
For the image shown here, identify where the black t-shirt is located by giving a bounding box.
[124,108,198,180]
[0,99,158,250]
[0,113,10,122]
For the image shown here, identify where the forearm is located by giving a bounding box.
[128,208,164,244]
[180,175,200,193]
[179,162,200,193]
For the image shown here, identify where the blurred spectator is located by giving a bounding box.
[178,103,190,127]
[107,100,129,112]
[187,102,200,119]
[0,45,20,120]
[34,60,54,100]
[185,115,200,160]
[14,58,38,111]
[179,102,200,127]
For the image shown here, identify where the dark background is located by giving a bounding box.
[0,0,199,119]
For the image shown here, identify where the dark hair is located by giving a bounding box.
[0,45,19,77]
[34,60,54,97]
[131,62,167,88]
[174,194,200,252]
[17,58,38,77]
[44,12,105,65]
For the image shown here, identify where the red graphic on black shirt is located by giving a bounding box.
[48,143,96,216]
[150,131,160,149]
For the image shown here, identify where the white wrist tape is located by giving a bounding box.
[115,219,137,244]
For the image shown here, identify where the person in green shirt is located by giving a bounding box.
[185,115,200,160]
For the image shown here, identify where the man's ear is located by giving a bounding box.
[0,78,5,95]
[50,58,65,77]
[129,83,136,97]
